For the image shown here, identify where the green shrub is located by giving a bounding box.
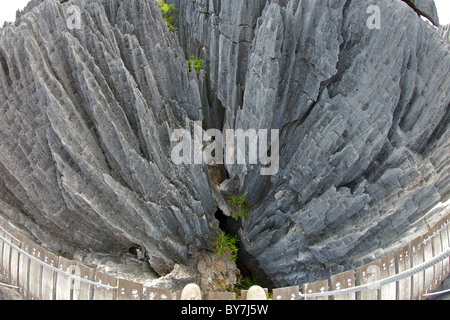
[232,206,249,220]
[215,232,239,262]
[157,0,179,32]
[228,194,249,220]
[188,56,204,74]
[239,276,261,290]
[228,194,246,206]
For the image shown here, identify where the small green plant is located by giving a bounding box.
[228,194,246,206]
[188,56,204,74]
[232,206,249,220]
[220,282,236,293]
[214,232,239,262]
[157,0,179,32]
[228,194,250,220]
[239,276,261,290]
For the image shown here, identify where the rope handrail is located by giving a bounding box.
[423,218,450,245]
[1,215,449,298]
[422,288,450,297]
[0,225,21,245]
[0,282,19,289]
[299,247,450,298]
[0,232,118,290]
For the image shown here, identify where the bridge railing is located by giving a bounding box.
[0,209,449,300]
[299,210,450,300]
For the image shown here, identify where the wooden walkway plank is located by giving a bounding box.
[272,286,300,300]
[144,286,173,300]
[357,261,380,300]
[330,270,355,300]
[41,249,58,300]
[431,224,443,289]
[446,215,450,279]
[8,227,21,288]
[17,234,30,299]
[55,256,75,300]
[439,216,449,281]
[422,231,435,297]
[302,280,328,300]
[28,242,44,300]
[410,237,425,300]
[117,278,143,300]
[380,254,396,300]
[93,271,117,300]
[0,220,4,276]
[396,244,412,300]
[72,261,94,300]
[1,223,12,284]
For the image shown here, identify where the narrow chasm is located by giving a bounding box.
[214,206,274,289]
[198,53,275,288]
[214,208,253,281]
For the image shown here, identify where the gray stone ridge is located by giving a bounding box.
[404,0,440,26]
[0,0,449,288]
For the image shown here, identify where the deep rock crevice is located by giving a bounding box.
[0,0,449,289]
[214,207,274,288]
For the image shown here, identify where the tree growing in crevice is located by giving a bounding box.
[228,194,250,221]
[214,231,239,262]
[188,55,205,74]
[157,0,179,32]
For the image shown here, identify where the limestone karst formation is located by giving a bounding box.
[0,0,448,289]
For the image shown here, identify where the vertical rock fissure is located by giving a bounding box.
[214,207,273,289]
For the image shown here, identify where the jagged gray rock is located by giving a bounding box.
[440,24,450,41]
[0,0,449,289]
[0,0,218,276]
[171,0,449,286]
[406,0,440,26]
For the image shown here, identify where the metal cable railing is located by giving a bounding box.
[1,215,449,299]
[423,288,450,297]
[299,247,450,298]
[299,216,450,298]
[0,232,118,290]
[0,282,19,289]
[0,224,21,244]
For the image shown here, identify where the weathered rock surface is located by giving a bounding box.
[148,250,239,293]
[170,0,449,286]
[440,24,450,41]
[0,0,449,289]
[405,0,439,26]
[0,0,218,276]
